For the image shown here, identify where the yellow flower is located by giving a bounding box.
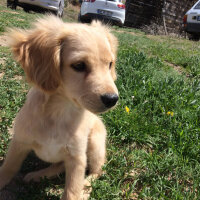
[167,111,174,117]
[125,106,130,114]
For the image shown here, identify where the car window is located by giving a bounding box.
[194,2,200,9]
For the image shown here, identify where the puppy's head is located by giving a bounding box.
[9,16,118,113]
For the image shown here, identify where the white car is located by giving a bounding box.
[183,0,200,39]
[7,0,64,17]
[79,0,125,26]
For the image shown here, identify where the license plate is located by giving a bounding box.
[97,9,112,17]
[197,16,200,21]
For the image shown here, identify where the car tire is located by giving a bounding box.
[7,0,17,9]
[78,13,90,23]
[188,33,200,41]
[78,13,83,22]
[54,2,64,18]
[117,22,123,27]
[23,7,30,12]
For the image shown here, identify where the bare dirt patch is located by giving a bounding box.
[66,4,80,12]
[63,4,80,21]
[11,75,23,81]
[146,34,167,42]
[0,57,6,65]
[164,61,186,75]
[114,29,137,36]
[0,35,8,47]
[0,72,5,79]
[1,10,19,14]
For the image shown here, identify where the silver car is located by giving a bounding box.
[183,0,200,39]
[79,0,125,26]
[7,0,64,17]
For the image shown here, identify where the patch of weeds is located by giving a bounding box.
[0,56,28,156]
[113,31,200,78]
[0,5,42,33]
[92,44,200,199]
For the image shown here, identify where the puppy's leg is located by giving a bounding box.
[24,162,65,182]
[87,119,106,176]
[0,139,30,189]
[62,155,86,200]
[78,119,106,200]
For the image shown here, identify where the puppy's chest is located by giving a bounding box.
[34,138,65,163]
[33,122,90,163]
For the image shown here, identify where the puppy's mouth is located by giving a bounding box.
[80,93,118,114]
[85,105,114,114]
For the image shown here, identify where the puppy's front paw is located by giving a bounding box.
[80,182,92,200]
[80,174,98,200]
[23,172,41,183]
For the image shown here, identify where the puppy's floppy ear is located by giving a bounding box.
[8,16,65,92]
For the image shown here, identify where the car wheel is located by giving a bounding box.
[23,7,30,12]
[118,22,124,27]
[188,33,200,41]
[55,3,64,18]
[78,13,81,22]
[78,13,90,23]
[7,0,17,9]
[78,13,83,22]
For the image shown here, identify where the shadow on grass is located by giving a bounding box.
[0,152,65,200]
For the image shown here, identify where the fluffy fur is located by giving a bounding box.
[0,16,118,200]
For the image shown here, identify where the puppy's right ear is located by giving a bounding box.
[8,16,65,93]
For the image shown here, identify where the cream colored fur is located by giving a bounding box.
[0,16,118,200]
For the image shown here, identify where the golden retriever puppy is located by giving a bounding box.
[0,16,118,200]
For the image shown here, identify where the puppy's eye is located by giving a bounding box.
[71,62,86,72]
[109,62,113,70]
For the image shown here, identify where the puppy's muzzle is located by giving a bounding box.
[101,93,119,108]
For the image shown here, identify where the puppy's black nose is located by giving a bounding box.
[101,93,118,108]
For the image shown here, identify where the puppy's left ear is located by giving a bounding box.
[8,16,65,93]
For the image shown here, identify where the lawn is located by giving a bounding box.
[0,2,200,200]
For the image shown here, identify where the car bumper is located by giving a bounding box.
[184,22,200,34]
[81,13,124,26]
[18,0,58,11]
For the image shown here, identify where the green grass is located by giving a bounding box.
[99,48,200,199]
[0,3,200,200]
[112,31,200,78]
[0,6,41,33]
[0,1,79,33]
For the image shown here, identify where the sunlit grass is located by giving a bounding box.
[0,4,200,200]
